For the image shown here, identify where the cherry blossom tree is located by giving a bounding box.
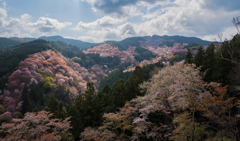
[0,111,72,141]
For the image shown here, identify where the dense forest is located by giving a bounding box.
[0,32,239,141]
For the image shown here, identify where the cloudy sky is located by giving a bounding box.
[0,0,239,43]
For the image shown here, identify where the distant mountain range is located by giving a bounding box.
[86,35,212,51]
[1,35,213,51]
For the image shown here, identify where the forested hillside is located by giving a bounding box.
[0,37,22,50]
[0,33,239,141]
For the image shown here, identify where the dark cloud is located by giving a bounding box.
[89,0,165,17]
[38,26,55,32]
[201,0,240,12]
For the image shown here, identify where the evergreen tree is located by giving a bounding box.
[29,82,40,104]
[97,84,111,114]
[0,79,3,92]
[57,101,66,119]
[102,84,111,95]
[21,84,33,114]
[202,43,215,82]
[110,79,126,109]
[47,94,60,118]
[125,66,147,100]
[184,48,193,64]
[213,41,233,85]
[68,104,83,141]
[81,82,100,127]
[194,45,205,68]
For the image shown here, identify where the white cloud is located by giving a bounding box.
[0,7,7,19]
[201,26,238,42]
[128,0,240,40]
[0,7,72,37]
[73,16,126,30]
[27,17,72,33]
[77,0,240,43]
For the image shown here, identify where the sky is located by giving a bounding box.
[0,0,239,43]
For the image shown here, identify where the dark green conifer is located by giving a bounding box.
[110,79,126,108]
[202,43,215,82]
[125,66,147,101]
[22,84,33,114]
[194,45,205,68]
[184,48,193,64]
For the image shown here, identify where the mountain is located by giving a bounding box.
[160,35,212,45]
[0,37,22,50]
[21,37,36,42]
[38,36,96,49]
[118,35,211,49]
[0,50,94,114]
[0,40,111,84]
[83,35,211,69]
[21,36,96,49]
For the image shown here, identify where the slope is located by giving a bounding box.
[0,37,22,50]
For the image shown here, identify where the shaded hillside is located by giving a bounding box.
[0,37,22,50]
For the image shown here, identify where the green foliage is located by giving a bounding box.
[98,69,132,91]
[36,69,43,74]
[43,82,52,91]
[44,77,54,83]
[169,53,185,63]
[0,106,5,114]
[98,61,164,91]
[46,94,66,119]
[71,56,82,63]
